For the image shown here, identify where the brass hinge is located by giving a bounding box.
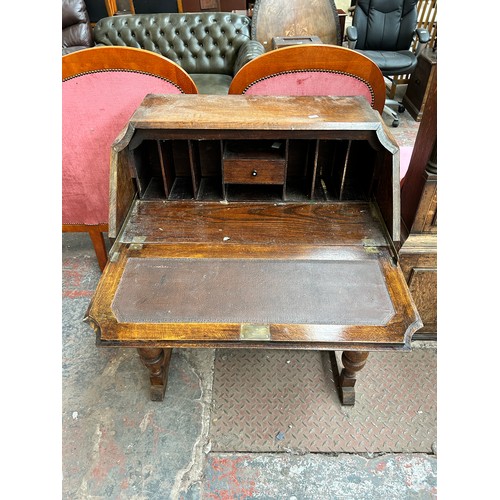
[110,251,120,262]
[362,239,380,255]
[129,236,146,251]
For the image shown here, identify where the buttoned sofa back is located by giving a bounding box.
[93,12,264,93]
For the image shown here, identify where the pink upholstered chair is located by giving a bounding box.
[228,44,386,114]
[62,46,198,270]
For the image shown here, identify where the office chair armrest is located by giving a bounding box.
[346,25,358,49]
[414,28,430,56]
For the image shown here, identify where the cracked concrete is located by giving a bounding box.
[203,453,437,499]
[170,350,215,499]
[62,241,217,498]
[62,312,216,499]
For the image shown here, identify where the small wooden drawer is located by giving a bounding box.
[223,140,286,185]
[224,159,285,184]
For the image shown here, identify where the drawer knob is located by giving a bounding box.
[251,169,258,177]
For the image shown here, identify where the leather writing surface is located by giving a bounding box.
[112,257,394,325]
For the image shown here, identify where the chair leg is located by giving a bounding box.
[384,98,406,127]
[384,104,399,127]
[88,227,108,271]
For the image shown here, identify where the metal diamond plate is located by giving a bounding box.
[210,348,436,453]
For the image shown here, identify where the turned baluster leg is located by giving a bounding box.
[137,347,172,401]
[338,351,369,406]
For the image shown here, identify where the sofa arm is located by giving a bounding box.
[233,40,265,75]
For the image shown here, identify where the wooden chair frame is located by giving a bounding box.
[62,223,109,271]
[63,46,198,271]
[228,44,386,114]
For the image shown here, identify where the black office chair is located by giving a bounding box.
[346,0,429,127]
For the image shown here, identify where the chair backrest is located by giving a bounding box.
[62,0,94,54]
[62,46,198,226]
[352,0,419,51]
[251,0,341,51]
[228,44,386,114]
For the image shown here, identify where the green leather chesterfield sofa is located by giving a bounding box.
[93,12,265,94]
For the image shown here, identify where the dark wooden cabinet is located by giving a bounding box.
[87,94,422,405]
[403,47,437,122]
[400,62,437,340]
[399,167,437,338]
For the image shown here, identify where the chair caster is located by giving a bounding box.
[392,118,400,127]
[398,104,405,113]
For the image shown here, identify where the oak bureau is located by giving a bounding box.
[86,94,422,405]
